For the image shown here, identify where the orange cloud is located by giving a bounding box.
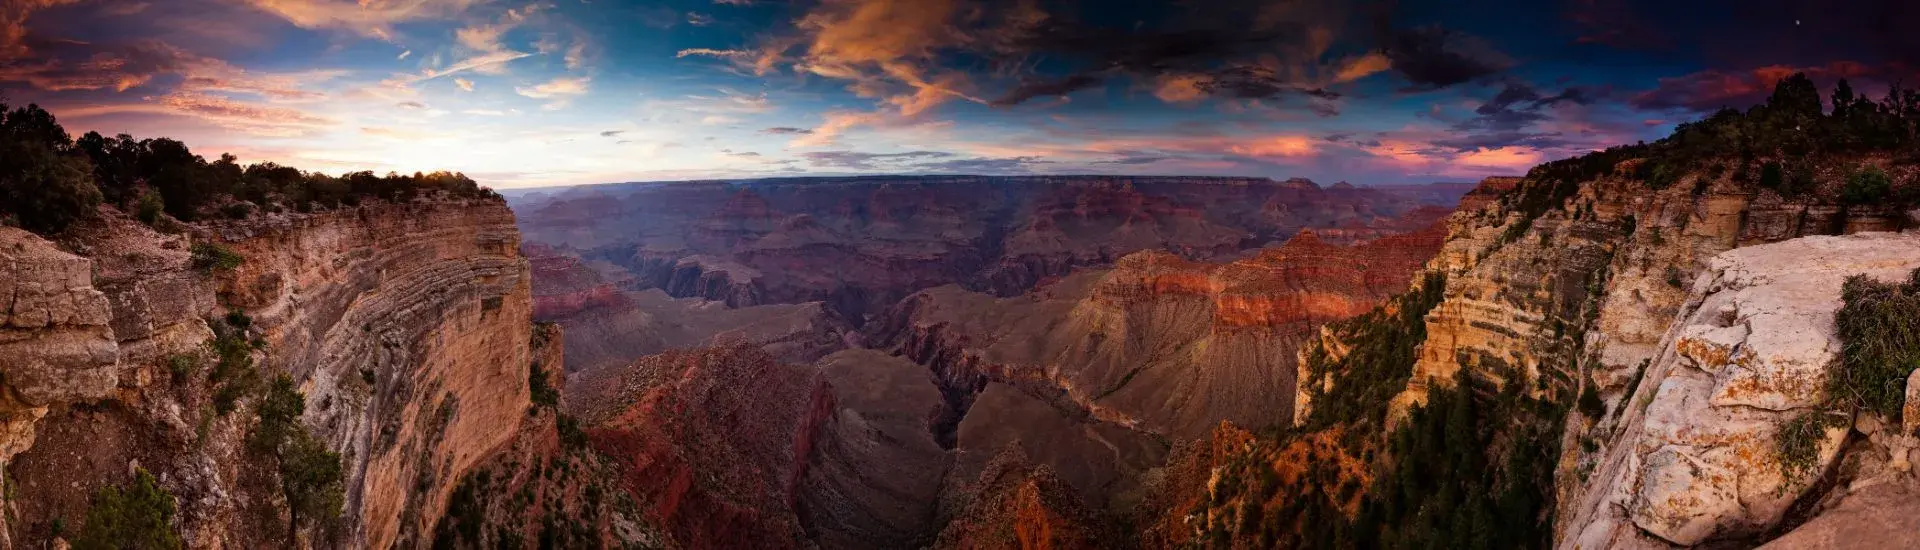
[1154,74,1210,103]
[1333,52,1391,83]
[515,76,590,99]
[242,0,484,39]
[0,0,79,55]
[1227,135,1318,158]
[790,110,887,147]
[1455,146,1542,170]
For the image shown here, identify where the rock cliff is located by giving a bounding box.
[1,198,539,548]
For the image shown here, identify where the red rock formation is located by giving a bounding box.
[932,447,1115,550]
[869,217,1450,441]
[578,346,834,549]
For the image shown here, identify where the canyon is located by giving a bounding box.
[10,114,1920,550]
[499,175,1470,547]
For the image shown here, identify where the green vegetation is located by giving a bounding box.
[1300,272,1449,434]
[1502,72,1920,223]
[250,374,346,536]
[276,428,346,537]
[1828,268,1920,418]
[529,361,561,408]
[207,313,261,415]
[72,469,183,550]
[0,104,101,234]
[1842,165,1893,206]
[1,101,499,237]
[1353,371,1565,549]
[189,242,245,272]
[1775,411,1845,484]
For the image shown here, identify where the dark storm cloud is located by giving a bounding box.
[968,1,1515,107]
[1382,26,1513,90]
[989,74,1103,106]
[1200,65,1341,100]
[1430,131,1570,152]
[1456,82,1592,131]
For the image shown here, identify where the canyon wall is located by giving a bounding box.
[510,176,1465,378]
[1,198,537,548]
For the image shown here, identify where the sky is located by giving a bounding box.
[2,0,1918,189]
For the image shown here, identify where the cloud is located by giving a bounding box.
[678,48,753,60]
[1451,82,1593,134]
[404,50,534,83]
[913,155,1048,174]
[1225,135,1318,158]
[1429,131,1568,152]
[600,130,625,137]
[800,149,952,169]
[397,100,427,109]
[62,90,337,137]
[1629,62,1876,113]
[1382,26,1513,90]
[1,0,80,55]
[0,39,342,100]
[515,76,590,99]
[990,74,1101,106]
[463,109,508,116]
[100,1,148,16]
[645,89,773,122]
[1094,155,1169,165]
[240,0,486,40]
[687,12,714,26]
[790,110,891,146]
[454,78,474,91]
[761,127,814,135]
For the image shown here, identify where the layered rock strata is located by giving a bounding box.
[2,198,537,549]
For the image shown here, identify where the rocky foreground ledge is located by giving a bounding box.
[1563,232,1920,548]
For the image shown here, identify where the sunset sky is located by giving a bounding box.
[2,0,1916,188]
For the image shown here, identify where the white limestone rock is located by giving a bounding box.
[1561,232,1920,548]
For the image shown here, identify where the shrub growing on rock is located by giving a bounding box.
[1842,165,1893,206]
[1829,268,1920,418]
[190,242,244,272]
[72,468,183,550]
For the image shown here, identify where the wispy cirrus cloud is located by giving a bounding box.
[239,0,485,40]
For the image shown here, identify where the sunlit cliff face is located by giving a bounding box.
[3,0,1916,188]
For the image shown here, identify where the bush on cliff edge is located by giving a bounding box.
[1830,268,1920,420]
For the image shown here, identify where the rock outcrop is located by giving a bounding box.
[1562,233,1920,548]
[0,227,117,464]
[931,446,1116,550]
[2,197,540,549]
[571,345,956,549]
